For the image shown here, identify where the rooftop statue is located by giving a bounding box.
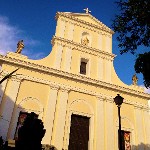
[132,74,138,85]
[16,40,24,54]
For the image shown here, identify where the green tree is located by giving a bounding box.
[112,0,150,88]
[134,52,150,88]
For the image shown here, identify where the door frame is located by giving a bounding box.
[66,110,94,150]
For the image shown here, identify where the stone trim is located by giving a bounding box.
[0,56,149,101]
[51,36,115,61]
[2,71,149,110]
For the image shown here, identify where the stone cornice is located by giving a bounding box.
[0,54,149,100]
[51,36,116,61]
[1,70,149,110]
[55,12,114,35]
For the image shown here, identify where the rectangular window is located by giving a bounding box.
[80,61,87,74]
[80,58,89,75]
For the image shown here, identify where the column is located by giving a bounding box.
[0,78,21,140]
[42,86,59,144]
[97,57,104,80]
[51,88,69,150]
[96,96,105,149]
[105,98,115,150]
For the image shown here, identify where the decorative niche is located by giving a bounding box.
[81,32,91,46]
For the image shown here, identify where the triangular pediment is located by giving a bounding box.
[56,12,114,34]
[72,13,104,26]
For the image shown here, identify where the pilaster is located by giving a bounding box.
[64,22,74,40]
[97,33,102,50]
[95,96,105,149]
[97,57,104,80]
[55,17,66,38]
[42,85,59,144]
[54,44,63,69]
[134,107,145,149]
[143,109,150,146]
[105,59,112,82]
[105,35,111,53]
[51,88,69,150]
[105,97,115,150]
[61,47,72,72]
[0,78,21,140]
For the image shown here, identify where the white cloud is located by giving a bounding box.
[22,49,46,60]
[0,16,21,54]
[144,87,150,94]
[140,85,150,94]
[0,15,43,59]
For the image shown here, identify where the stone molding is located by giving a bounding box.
[50,85,59,91]
[69,99,94,114]
[96,95,149,110]
[17,96,44,114]
[0,56,150,101]
[6,52,28,59]
[51,36,115,61]
[55,12,114,35]
[1,70,149,110]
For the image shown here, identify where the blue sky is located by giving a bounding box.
[0,0,149,92]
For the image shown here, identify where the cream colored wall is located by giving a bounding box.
[0,62,149,149]
[73,15,101,27]
[51,15,113,83]
[0,11,150,150]
[6,80,50,139]
[61,91,95,150]
[5,14,114,83]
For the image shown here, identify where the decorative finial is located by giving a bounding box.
[83,8,91,14]
[132,74,138,85]
[16,40,24,54]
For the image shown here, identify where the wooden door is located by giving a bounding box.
[68,114,90,150]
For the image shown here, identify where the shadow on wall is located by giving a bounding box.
[0,76,27,144]
[0,78,57,150]
[0,80,17,141]
[132,143,150,150]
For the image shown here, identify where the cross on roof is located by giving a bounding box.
[83,8,91,14]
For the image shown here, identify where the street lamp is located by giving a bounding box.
[114,94,124,150]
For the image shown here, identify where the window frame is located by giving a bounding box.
[80,58,89,75]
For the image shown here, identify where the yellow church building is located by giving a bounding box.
[0,10,150,150]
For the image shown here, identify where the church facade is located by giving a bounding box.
[0,11,150,150]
